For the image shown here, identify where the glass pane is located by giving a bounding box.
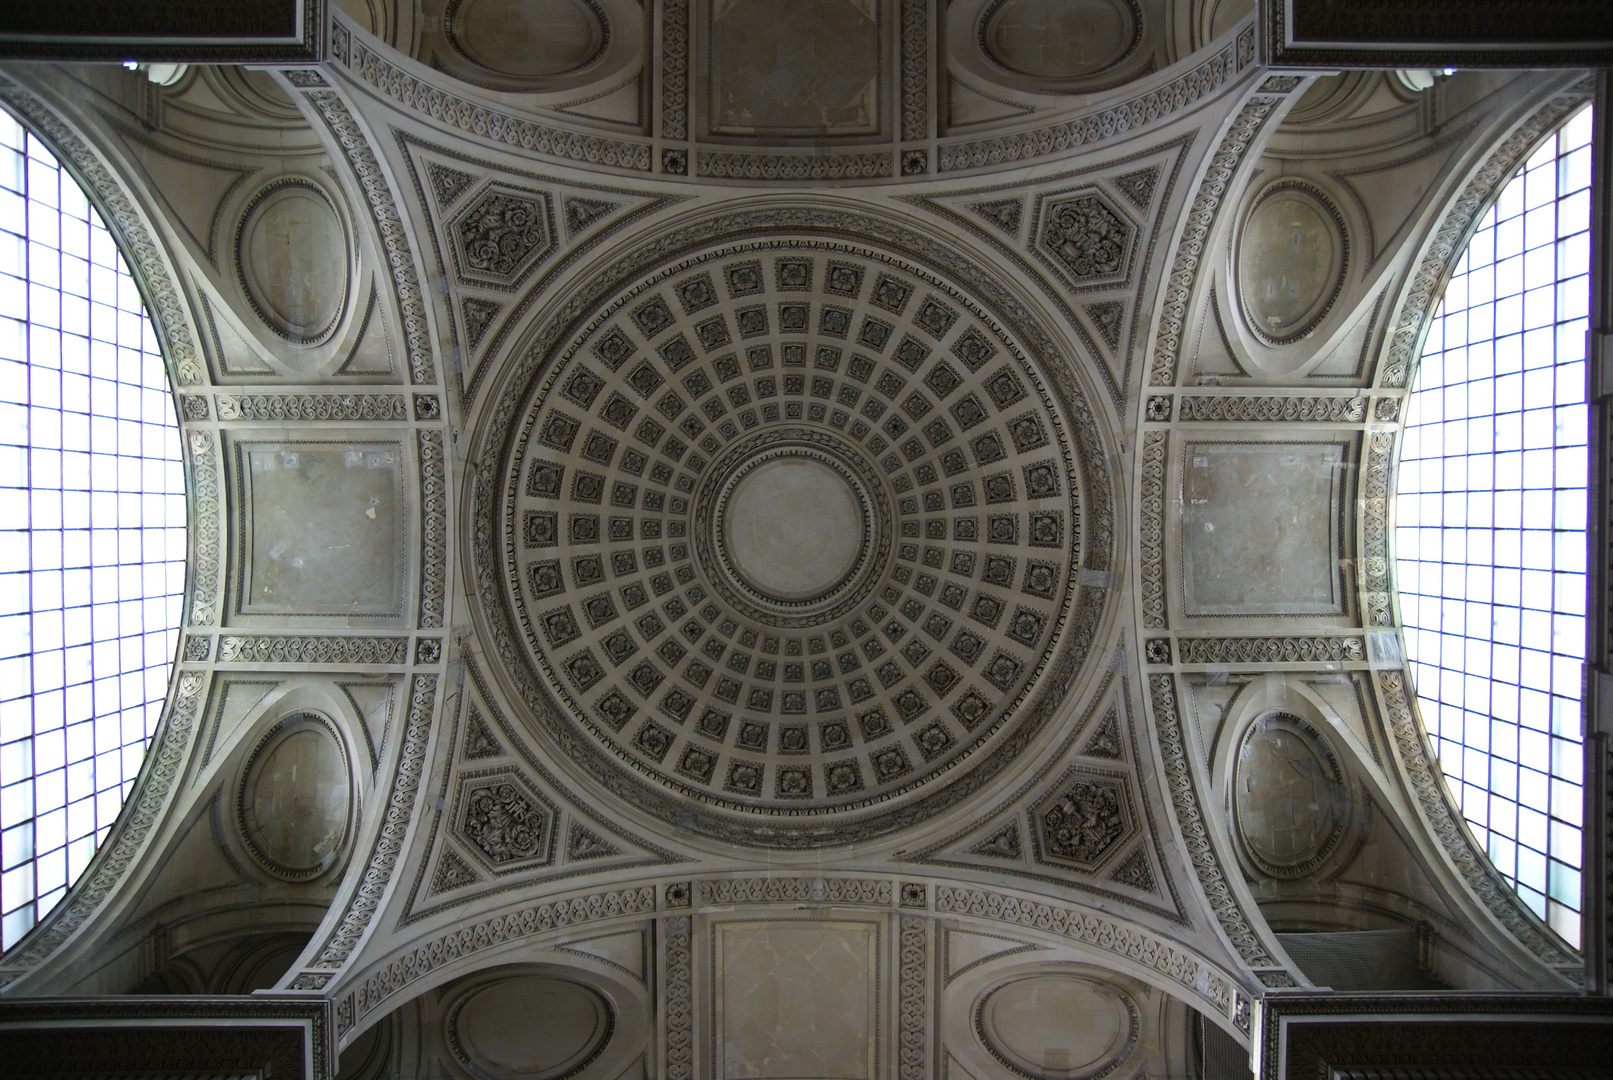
[0,124,183,953]
[1395,105,1590,950]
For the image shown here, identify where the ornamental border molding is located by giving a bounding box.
[217,636,409,665]
[351,886,658,1020]
[418,430,447,629]
[1361,430,1393,627]
[0,78,205,386]
[932,883,1244,1026]
[0,672,206,984]
[1147,673,1276,967]
[302,87,437,385]
[665,914,693,1080]
[695,151,893,181]
[1175,636,1365,665]
[898,915,927,1080]
[215,393,409,421]
[1148,95,1279,387]
[330,21,652,173]
[661,0,689,141]
[696,878,892,905]
[937,27,1252,174]
[1139,431,1166,628]
[188,431,222,626]
[900,0,928,143]
[470,205,1118,849]
[1176,395,1367,423]
[313,675,438,968]
[1380,85,1591,389]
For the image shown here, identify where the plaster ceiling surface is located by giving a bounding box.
[0,2,1597,1078]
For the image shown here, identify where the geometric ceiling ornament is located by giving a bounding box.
[563,195,620,240]
[1028,768,1136,873]
[426,160,479,211]
[427,847,481,896]
[1107,845,1157,894]
[474,215,1116,849]
[461,297,504,353]
[1110,165,1161,211]
[1083,301,1125,352]
[450,768,560,874]
[1033,188,1137,291]
[1079,706,1124,760]
[462,707,504,759]
[968,822,1024,860]
[447,182,558,290]
[566,820,622,861]
[968,197,1025,237]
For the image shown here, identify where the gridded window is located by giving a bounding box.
[0,116,185,951]
[1395,105,1591,948]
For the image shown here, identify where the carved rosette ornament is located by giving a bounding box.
[478,223,1113,847]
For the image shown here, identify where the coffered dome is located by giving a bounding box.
[473,220,1115,846]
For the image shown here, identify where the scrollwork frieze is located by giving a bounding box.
[938,30,1250,174]
[696,878,892,906]
[215,394,409,421]
[695,152,893,180]
[418,430,447,629]
[1140,431,1166,629]
[302,88,436,386]
[314,676,437,969]
[217,636,409,665]
[187,431,222,626]
[1147,673,1276,967]
[1177,395,1367,423]
[1175,636,1365,666]
[933,883,1241,1019]
[1148,95,1278,387]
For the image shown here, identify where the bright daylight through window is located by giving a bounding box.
[1395,105,1592,947]
[0,115,186,951]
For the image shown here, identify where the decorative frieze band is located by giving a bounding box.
[933,883,1246,1027]
[331,22,651,172]
[938,30,1252,173]
[697,878,891,905]
[1177,395,1367,422]
[315,676,438,969]
[354,886,657,1018]
[695,152,893,181]
[302,88,436,386]
[215,394,409,421]
[1140,431,1167,629]
[217,636,409,665]
[188,432,222,626]
[1174,636,1365,666]
[1148,95,1278,387]
[418,430,447,629]
[1148,674,1277,968]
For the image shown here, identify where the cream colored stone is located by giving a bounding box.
[723,455,863,601]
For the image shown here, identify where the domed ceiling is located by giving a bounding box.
[0,6,1594,1080]
[472,223,1114,845]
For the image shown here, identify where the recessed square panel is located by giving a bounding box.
[1180,442,1347,617]
[705,0,884,138]
[237,442,404,616]
[712,919,879,1079]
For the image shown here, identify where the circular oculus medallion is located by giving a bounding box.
[488,232,1109,845]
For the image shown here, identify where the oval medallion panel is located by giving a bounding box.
[236,712,351,880]
[1236,182,1348,346]
[235,179,349,346]
[1232,711,1351,878]
[976,974,1139,1080]
[478,226,1112,848]
[445,0,608,85]
[981,0,1140,81]
[448,975,613,1080]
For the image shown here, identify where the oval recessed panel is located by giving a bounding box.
[982,0,1138,81]
[237,713,350,879]
[977,975,1137,1080]
[453,976,612,1080]
[237,180,348,345]
[1237,184,1346,344]
[1233,712,1350,877]
[447,0,607,81]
